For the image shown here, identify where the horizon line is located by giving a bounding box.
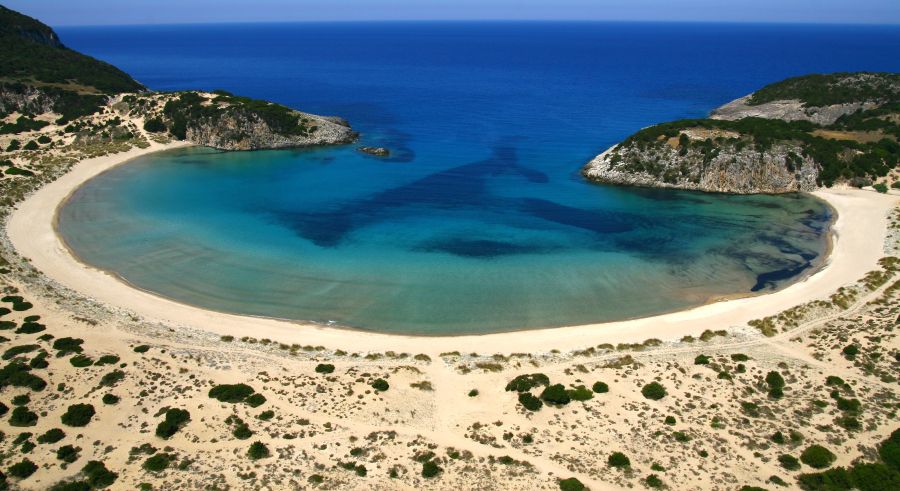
[54,18,900,29]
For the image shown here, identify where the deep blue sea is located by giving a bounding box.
[55,22,900,334]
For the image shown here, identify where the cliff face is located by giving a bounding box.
[583,140,818,194]
[582,72,900,194]
[122,92,357,150]
[184,108,356,150]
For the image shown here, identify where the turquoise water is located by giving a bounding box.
[53,22,897,334]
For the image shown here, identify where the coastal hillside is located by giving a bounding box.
[583,72,900,193]
[0,4,354,160]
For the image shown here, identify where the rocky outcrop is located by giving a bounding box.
[710,94,879,126]
[184,109,356,150]
[583,141,818,194]
[582,72,900,194]
[358,146,390,157]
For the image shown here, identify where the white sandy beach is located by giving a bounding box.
[7,143,898,355]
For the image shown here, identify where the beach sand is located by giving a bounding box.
[7,141,897,356]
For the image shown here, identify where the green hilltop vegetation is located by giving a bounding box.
[603,72,900,188]
[0,5,144,94]
[747,72,900,107]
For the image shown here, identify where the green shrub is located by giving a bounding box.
[61,403,95,427]
[694,354,711,365]
[37,134,51,144]
[133,345,150,353]
[0,361,47,391]
[155,408,190,439]
[468,389,479,397]
[143,118,166,133]
[879,428,900,470]
[731,353,750,362]
[83,460,118,488]
[10,405,38,426]
[874,182,888,193]
[102,394,119,405]
[559,477,585,491]
[247,441,270,460]
[505,373,550,392]
[233,422,253,440]
[258,410,274,421]
[69,354,94,367]
[518,392,543,411]
[12,393,29,405]
[801,445,836,469]
[645,474,664,488]
[37,427,65,444]
[842,344,859,358]
[95,355,120,366]
[766,371,786,389]
[15,322,45,334]
[3,344,40,360]
[779,454,801,470]
[371,378,389,391]
[641,382,667,400]
[52,337,84,355]
[57,444,80,463]
[246,393,266,408]
[23,140,38,150]
[421,460,441,478]
[208,383,255,403]
[608,452,630,468]
[8,458,37,478]
[142,453,172,472]
[567,385,593,401]
[664,415,676,425]
[592,381,609,393]
[540,384,571,405]
[99,369,125,387]
[314,363,335,374]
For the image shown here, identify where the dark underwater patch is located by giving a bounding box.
[416,238,552,258]
[519,198,634,234]
[751,260,812,292]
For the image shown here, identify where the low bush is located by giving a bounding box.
[592,381,609,393]
[801,444,836,469]
[371,378,389,391]
[540,384,571,405]
[779,454,801,470]
[57,444,80,463]
[505,373,550,392]
[83,460,118,488]
[10,405,38,426]
[155,408,190,439]
[102,394,119,405]
[314,363,335,374]
[518,392,543,411]
[37,427,65,444]
[567,385,593,401]
[608,452,630,468]
[208,383,255,403]
[247,441,270,460]
[61,403,96,427]
[559,477,584,491]
[641,382,667,400]
[143,453,173,472]
[422,460,442,478]
[8,458,37,478]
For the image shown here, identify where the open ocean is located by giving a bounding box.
[55,22,900,334]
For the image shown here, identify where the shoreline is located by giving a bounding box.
[7,143,898,355]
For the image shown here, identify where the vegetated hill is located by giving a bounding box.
[0,5,144,94]
[583,72,900,193]
[0,5,354,149]
[124,91,357,150]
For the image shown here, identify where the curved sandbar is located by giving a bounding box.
[7,144,897,355]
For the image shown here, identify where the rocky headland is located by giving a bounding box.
[583,72,900,193]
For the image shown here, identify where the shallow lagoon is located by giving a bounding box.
[53,21,899,334]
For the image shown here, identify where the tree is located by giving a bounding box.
[247,441,270,460]
[155,408,190,439]
[559,477,585,491]
[592,381,609,393]
[518,392,542,411]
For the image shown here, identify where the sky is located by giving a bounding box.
[5,0,900,26]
